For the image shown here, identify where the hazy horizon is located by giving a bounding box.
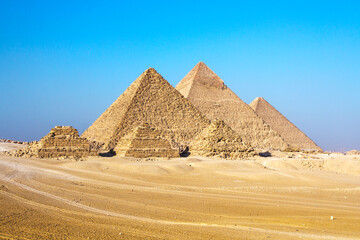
[1,1,359,151]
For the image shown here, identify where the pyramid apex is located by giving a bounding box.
[195,61,212,70]
[140,67,164,79]
[176,62,225,96]
[250,97,266,111]
[144,67,158,74]
[253,97,266,103]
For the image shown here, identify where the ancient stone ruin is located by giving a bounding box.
[190,119,255,159]
[250,97,322,151]
[114,123,179,158]
[4,65,324,160]
[82,68,211,151]
[9,126,99,158]
[176,62,289,150]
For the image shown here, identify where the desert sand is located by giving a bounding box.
[1,142,360,239]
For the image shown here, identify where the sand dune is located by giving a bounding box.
[1,152,360,239]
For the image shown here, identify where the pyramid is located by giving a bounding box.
[82,68,210,150]
[190,119,254,159]
[10,126,99,158]
[250,97,322,151]
[114,123,179,158]
[176,62,288,150]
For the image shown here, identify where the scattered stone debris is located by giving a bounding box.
[190,119,254,159]
[114,123,179,158]
[284,147,301,152]
[6,126,100,159]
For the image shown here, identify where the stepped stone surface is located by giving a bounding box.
[8,126,99,158]
[191,119,254,159]
[176,62,288,150]
[82,68,210,150]
[250,97,322,151]
[115,123,179,158]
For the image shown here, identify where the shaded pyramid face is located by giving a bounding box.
[82,68,210,149]
[190,119,254,159]
[250,97,322,151]
[114,123,179,158]
[176,62,288,150]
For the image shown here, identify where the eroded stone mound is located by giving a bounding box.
[176,62,288,150]
[114,123,179,158]
[8,126,100,158]
[190,119,254,159]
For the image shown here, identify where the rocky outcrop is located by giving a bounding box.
[115,123,179,158]
[190,119,254,159]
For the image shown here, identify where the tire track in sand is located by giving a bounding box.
[1,177,359,240]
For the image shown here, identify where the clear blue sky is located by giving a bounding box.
[1,1,359,151]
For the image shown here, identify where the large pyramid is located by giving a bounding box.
[176,62,288,150]
[114,123,179,158]
[250,97,322,151]
[82,68,210,150]
[190,119,254,159]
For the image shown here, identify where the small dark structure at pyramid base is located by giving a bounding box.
[9,126,100,158]
[114,123,179,159]
[190,119,255,159]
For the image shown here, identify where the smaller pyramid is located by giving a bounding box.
[190,119,254,159]
[114,123,179,158]
[9,126,100,158]
[250,97,322,151]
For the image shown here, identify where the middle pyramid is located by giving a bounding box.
[82,68,210,150]
[176,62,288,150]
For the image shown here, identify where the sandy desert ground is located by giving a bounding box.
[1,142,360,239]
